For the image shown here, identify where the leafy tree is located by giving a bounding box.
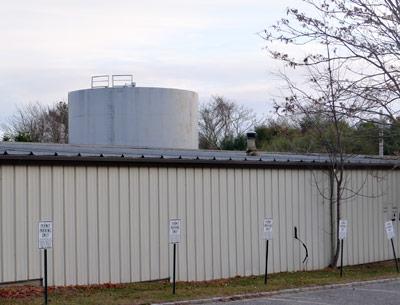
[255,119,312,152]
[384,119,400,155]
[349,122,380,155]
[220,134,247,150]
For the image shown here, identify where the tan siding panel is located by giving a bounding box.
[177,168,187,280]
[98,167,110,283]
[1,164,400,286]
[285,170,294,272]
[226,169,236,277]
[76,167,88,285]
[277,170,287,272]
[109,167,120,283]
[234,169,244,276]
[249,170,259,275]
[15,166,28,281]
[2,166,15,282]
[149,168,160,280]
[27,167,40,281]
[242,169,252,276]
[64,167,77,285]
[265,170,275,273]
[167,168,178,280]
[119,167,131,283]
[202,168,213,280]
[129,168,141,282]
[194,168,205,280]
[39,167,54,283]
[186,169,197,280]
[158,168,169,279]
[270,169,280,273]
[210,169,221,279]
[87,167,99,284]
[139,168,150,281]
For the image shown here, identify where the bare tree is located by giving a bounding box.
[264,0,398,267]
[287,52,346,267]
[263,0,400,124]
[273,32,375,266]
[199,96,258,149]
[2,101,68,143]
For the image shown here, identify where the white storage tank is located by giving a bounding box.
[68,76,198,149]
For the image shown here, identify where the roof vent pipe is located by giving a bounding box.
[246,131,258,156]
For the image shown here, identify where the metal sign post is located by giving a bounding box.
[169,219,181,294]
[44,249,48,305]
[338,219,347,277]
[38,221,53,305]
[262,218,273,285]
[385,221,399,273]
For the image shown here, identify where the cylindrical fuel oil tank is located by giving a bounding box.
[68,87,198,149]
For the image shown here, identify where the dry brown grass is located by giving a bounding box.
[0,260,398,305]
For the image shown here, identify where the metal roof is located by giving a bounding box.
[0,142,399,169]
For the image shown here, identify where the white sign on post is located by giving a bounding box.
[385,221,395,240]
[263,218,273,240]
[38,221,53,249]
[338,219,347,240]
[169,219,181,244]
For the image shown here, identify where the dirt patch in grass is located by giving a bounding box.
[0,261,399,305]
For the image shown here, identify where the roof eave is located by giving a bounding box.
[0,155,398,170]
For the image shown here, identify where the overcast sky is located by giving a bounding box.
[0,0,303,127]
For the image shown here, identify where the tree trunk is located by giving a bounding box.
[330,179,341,267]
[329,169,342,268]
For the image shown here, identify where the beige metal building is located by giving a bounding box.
[0,142,399,286]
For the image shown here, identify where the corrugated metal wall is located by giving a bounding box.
[0,165,398,286]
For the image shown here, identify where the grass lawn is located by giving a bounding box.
[0,261,399,305]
